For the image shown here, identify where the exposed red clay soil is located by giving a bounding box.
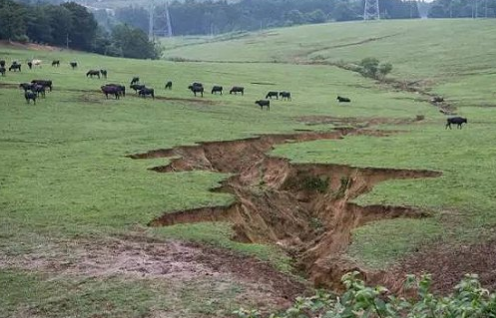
[130,119,442,290]
[377,239,496,295]
[0,237,305,304]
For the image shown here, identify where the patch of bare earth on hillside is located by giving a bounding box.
[0,237,305,306]
[130,118,442,290]
[376,240,496,294]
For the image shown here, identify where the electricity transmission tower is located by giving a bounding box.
[363,0,380,20]
[148,1,173,39]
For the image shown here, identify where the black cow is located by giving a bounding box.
[139,88,155,99]
[27,61,33,69]
[279,91,291,100]
[255,100,270,110]
[31,80,52,92]
[446,117,467,129]
[431,96,444,103]
[230,86,244,95]
[9,63,21,72]
[101,85,121,99]
[100,69,108,79]
[130,77,140,85]
[25,91,37,104]
[86,70,100,78]
[52,60,60,67]
[266,91,278,99]
[0,60,5,67]
[0,67,5,76]
[211,85,223,95]
[130,84,146,93]
[337,96,351,103]
[70,62,78,69]
[188,84,204,97]
[165,81,172,90]
[19,83,33,91]
[105,84,126,97]
[31,84,46,98]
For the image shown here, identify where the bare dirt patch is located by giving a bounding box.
[377,239,496,295]
[131,119,442,290]
[0,237,305,304]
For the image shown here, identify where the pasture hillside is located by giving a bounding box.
[1,19,496,317]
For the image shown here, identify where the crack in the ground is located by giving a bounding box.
[130,119,442,289]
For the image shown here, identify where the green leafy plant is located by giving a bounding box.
[235,271,496,318]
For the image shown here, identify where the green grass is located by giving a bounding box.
[2,18,496,316]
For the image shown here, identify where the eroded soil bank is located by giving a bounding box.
[131,118,441,289]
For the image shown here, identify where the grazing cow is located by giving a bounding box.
[51,60,60,67]
[431,96,444,103]
[0,60,5,67]
[0,67,5,76]
[188,84,204,97]
[100,69,108,79]
[86,70,100,78]
[337,96,351,103]
[70,62,78,69]
[211,85,223,95]
[31,80,52,92]
[139,88,155,99]
[25,91,37,104]
[9,63,21,72]
[101,85,121,99]
[279,91,291,100]
[266,91,278,99]
[31,59,42,68]
[165,81,172,90]
[19,83,33,91]
[104,84,126,97]
[446,117,467,129]
[230,86,244,95]
[130,77,140,85]
[130,84,146,93]
[27,61,33,69]
[255,100,270,110]
[31,84,46,98]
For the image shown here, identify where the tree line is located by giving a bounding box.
[428,0,496,18]
[0,0,161,59]
[113,0,421,37]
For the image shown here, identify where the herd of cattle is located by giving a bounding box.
[0,58,468,126]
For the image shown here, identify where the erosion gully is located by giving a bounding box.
[129,118,441,289]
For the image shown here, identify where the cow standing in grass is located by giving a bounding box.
[70,62,78,69]
[25,91,37,104]
[230,86,244,95]
[211,86,223,95]
[0,60,5,68]
[52,60,60,67]
[139,88,155,99]
[32,85,46,98]
[446,117,467,129]
[131,84,146,93]
[9,63,21,72]
[337,96,351,103]
[87,70,100,78]
[279,91,291,100]
[101,85,121,99]
[131,77,140,85]
[27,61,33,69]
[0,66,5,76]
[31,80,52,92]
[165,81,172,90]
[100,69,108,79]
[255,100,270,110]
[105,84,126,97]
[188,83,204,97]
[266,91,278,99]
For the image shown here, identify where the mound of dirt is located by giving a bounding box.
[131,120,442,290]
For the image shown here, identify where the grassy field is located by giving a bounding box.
[2,18,496,317]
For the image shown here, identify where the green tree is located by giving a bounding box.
[26,6,53,44]
[62,2,98,51]
[0,0,27,40]
[306,9,327,23]
[111,24,160,59]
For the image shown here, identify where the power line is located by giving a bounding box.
[364,0,380,20]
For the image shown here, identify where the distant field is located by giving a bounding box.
[2,19,496,318]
